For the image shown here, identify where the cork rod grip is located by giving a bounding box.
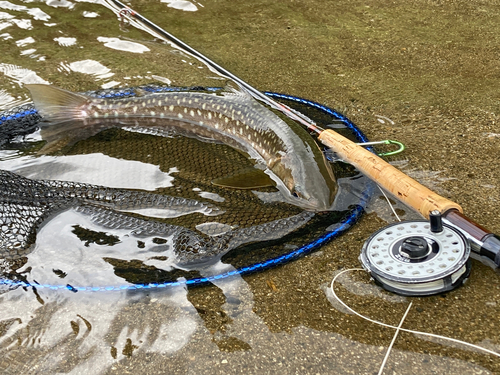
[318,129,462,218]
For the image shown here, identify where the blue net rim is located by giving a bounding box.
[0,89,373,292]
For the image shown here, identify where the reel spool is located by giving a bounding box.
[360,212,471,296]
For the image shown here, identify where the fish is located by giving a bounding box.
[25,84,337,212]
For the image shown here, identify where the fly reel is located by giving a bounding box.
[360,212,471,296]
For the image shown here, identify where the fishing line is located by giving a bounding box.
[329,269,500,359]
[0,91,375,292]
[377,185,402,222]
[378,302,412,375]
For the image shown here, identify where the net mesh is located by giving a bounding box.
[0,87,373,290]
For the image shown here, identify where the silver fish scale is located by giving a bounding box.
[91,91,288,158]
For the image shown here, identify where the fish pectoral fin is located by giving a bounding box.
[212,168,275,189]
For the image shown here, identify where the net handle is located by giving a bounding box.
[318,129,462,218]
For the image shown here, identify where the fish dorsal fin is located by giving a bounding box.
[25,84,90,123]
[221,82,253,103]
[134,88,148,97]
[212,167,275,189]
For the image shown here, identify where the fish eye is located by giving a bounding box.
[291,187,303,199]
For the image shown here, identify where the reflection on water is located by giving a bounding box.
[161,0,199,12]
[61,60,114,80]
[0,265,492,374]
[0,62,48,85]
[96,37,150,54]
[53,36,76,46]
[0,0,499,374]
[0,152,176,190]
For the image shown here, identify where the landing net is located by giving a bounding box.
[0,86,374,292]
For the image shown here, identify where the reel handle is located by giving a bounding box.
[318,129,462,217]
[319,129,500,268]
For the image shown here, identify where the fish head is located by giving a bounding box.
[269,157,337,212]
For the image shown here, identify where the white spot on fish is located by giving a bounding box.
[224,117,229,123]
[239,128,243,135]
[184,108,188,113]
[142,102,146,107]
[202,103,206,110]
[189,100,192,104]
[199,121,204,125]
[160,113,165,117]
[94,112,99,118]
[150,111,155,116]
[133,106,138,113]
[114,111,118,117]
[169,105,174,111]
[103,113,109,118]
[208,113,212,120]
[190,110,195,116]
[215,123,219,129]
[197,110,201,116]
[158,100,162,106]
[96,105,102,110]
[178,113,183,119]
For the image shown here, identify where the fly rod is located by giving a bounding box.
[107,0,500,271]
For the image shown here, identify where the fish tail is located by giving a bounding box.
[25,84,90,123]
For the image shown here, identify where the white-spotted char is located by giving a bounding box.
[26,84,337,211]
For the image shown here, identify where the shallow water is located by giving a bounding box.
[0,0,500,374]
